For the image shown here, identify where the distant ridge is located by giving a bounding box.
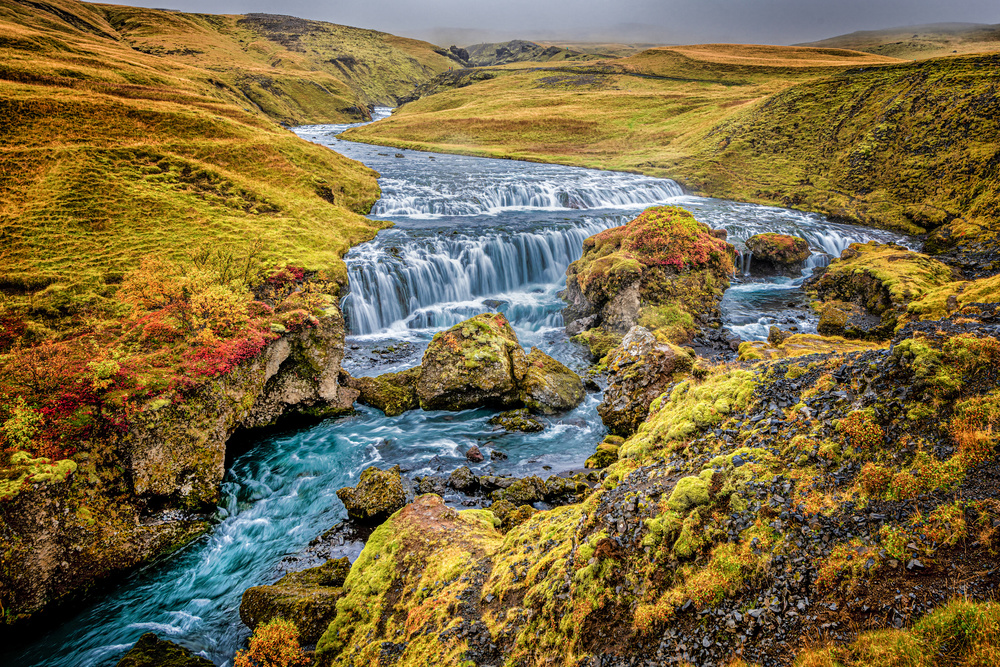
[799,22,1000,59]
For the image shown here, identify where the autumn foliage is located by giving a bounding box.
[234,618,310,667]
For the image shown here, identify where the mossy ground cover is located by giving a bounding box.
[346,46,1000,245]
[321,306,1000,666]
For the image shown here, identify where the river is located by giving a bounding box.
[3,108,911,666]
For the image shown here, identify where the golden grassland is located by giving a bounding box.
[799,22,1000,60]
[344,44,1000,242]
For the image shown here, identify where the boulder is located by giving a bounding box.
[448,466,478,493]
[744,233,811,275]
[489,499,538,533]
[336,465,409,524]
[465,444,484,462]
[562,206,735,346]
[585,435,625,469]
[341,367,419,416]
[597,326,695,437]
[416,313,527,411]
[488,408,544,432]
[491,475,546,505]
[239,557,350,643]
[807,242,959,339]
[520,348,585,414]
[116,633,212,667]
[817,300,889,339]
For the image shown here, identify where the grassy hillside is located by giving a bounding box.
[344,45,999,245]
[800,22,1000,60]
[463,40,605,66]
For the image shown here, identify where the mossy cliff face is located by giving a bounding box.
[807,241,967,339]
[311,306,1000,666]
[122,309,357,509]
[597,326,695,437]
[0,308,357,624]
[564,206,735,347]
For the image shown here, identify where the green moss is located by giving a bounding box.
[0,452,77,501]
[666,475,710,512]
[620,368,757,459]
[572,327,623,361]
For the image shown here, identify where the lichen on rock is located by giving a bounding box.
[416,313,527,411]
[519,347,585,414]
[335,465,410,524]
[239,557,350,643]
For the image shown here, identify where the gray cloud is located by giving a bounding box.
[117,0,998,45]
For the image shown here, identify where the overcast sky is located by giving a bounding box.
[116,0,999,45]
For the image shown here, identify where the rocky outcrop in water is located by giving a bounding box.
[597,326,696,436]
[340,366,420,416]
[744,232,811,275]
[116,633,213,667]
[563,206,735,350]
[240,557,350,643]
[415,313,585,414]
[336,465,411,524]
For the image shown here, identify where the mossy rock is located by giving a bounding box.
[817,300,890,339]
[343,367,420,416]
[489,499,538,533]
[416,313,527,411]
[563,207,735,341]
[116,633,212,667]
[336,465,408,524]
[597,326,695,437]
[585,436,624,469]
[488,408,544,432]
[667,475,711,512]
[519,347,585,415]
[571,327,623,361]
[239,557,350,643]
[745,233,811,274]
[491,475,545,505]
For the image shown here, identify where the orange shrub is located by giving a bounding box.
[234,618,309,667]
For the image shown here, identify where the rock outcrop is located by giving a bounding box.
[340,367,420,416]
[116,633,213,667]
[519,348,585,414]
[807,241,960,339]
[416,313,528,411]
[597,326,696,436]
[0,307,358,624]
[414,313,584,414]
[240,557,350,643]
[562,206,735,349]
[336,465,410,524]
[744,232,811,275]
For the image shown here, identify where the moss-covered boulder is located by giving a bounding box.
[519,348,585,414]
[341,367,419,416]
[585,435,625,469]
[416,313,527,411]
[489,499,538,533]
[488,408,544,432]
[335,465,409,524]
[116,633,212,667]
[491,475,546,505]
[597,326,696,437]
[315,494,502,664]
[239,557,350,643]
[563,206,735,345]
[744,233,811,274]
[817,300,888,339]
[808,242,959,338]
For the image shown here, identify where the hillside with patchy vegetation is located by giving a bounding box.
[799,22,1000,60]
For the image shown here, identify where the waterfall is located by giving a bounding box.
[342,216,626,334]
